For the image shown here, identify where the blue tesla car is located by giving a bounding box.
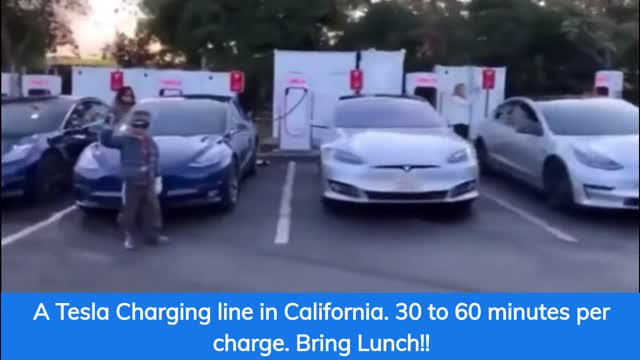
[73,95,259,212]
[2,96,110,200]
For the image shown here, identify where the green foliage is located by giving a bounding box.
[1,0,88,71]
[135,0,638,104]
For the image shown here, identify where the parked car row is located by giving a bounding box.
[1,95,259,214]
[318,94,638,213]
[2,93,638,216]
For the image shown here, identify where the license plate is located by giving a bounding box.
[395,173,421,191]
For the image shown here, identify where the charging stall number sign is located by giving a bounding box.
[111,71,124,91]
[482,69,496,90]
[230,71,245,93]
[350,69,363,93]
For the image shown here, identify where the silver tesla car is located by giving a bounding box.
[474,97,639,210]
[319,95,479,212]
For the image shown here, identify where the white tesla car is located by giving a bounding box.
[474,97,639,210]
[319,95,479,212]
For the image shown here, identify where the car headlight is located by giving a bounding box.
[447,148,471,164]
[1,143,35,164]
[324,148,365,165]
[573,147,623,171]
[190,147,226,168]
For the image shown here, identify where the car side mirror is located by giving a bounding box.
[517,123,543,136]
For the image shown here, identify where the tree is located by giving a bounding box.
[1,0,88,71]
[105,29,186,68]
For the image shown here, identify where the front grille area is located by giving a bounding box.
[365,190,448,201]
[373,165,440,170]
[624,198,639,207]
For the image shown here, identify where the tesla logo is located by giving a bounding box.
[403,166,412,172]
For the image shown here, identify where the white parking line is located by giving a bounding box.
[483,192,579,243]
[1,205,78,247]
[274,162,296,245]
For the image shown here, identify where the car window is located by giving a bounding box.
[229,104,244,128]
[494,103,515,127]
[540,101,639,136]
[1,100,71,136]
[66,101,97,129]
[334,98,445,128]
[130,100,229,136]
[512,104,539,129]
[233,100,250,121]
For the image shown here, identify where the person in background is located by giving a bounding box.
[111,86,137,127]
[100,110,168,250]
[448,83,472,139]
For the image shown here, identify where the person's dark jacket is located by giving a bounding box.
[100,125,159,185]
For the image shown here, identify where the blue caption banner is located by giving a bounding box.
[2,293,638,359]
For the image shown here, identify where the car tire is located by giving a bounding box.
[447,200,475,217]
[219,160,240,212]
[475,140,494,175]
[544,161,575,211]
[246,143,258,177]
[33,152,67,202]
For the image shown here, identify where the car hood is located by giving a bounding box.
[1,133,50,157]
[560,135,639,167]
[329,128,470,166]
[95,135,224,171]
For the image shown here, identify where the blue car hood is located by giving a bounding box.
[95,135,224,172]
[1,133,53,158]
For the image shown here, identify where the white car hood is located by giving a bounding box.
[329,128,470,166]
[561,135,639,167]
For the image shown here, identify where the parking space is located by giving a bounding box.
[2,160,638,292]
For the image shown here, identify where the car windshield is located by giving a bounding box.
[540,101,639,136]
[334,98,445,129]
[1,100,71,137]
[129,100,229,136]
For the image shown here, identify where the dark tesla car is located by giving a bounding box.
[73,95,259,212]
[1,96,110,200]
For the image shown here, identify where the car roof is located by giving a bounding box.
[136,97,230,113]
[1,95,100,106]
[141,94,234,104]
[339,94,426,102]
[504,96,635,109]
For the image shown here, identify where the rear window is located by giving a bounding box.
[129,100,229,136]
[540,100,639,136]
[334,98,445,129]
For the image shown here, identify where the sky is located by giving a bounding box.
[72,0,137,56]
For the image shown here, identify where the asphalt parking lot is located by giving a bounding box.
[2,158,638,292]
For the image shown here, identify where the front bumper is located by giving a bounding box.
[321,159,479,204]
[1,161,35,198]
[73,169,230,210]
[1,174,27,198]
[571,166,639,210]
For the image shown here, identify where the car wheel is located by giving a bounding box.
[219,161,240,211]
[544,161,575,210]
[475,140,494,175]
[33,152,67,202]
[246,143,258,177]
[447,200,475,217]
